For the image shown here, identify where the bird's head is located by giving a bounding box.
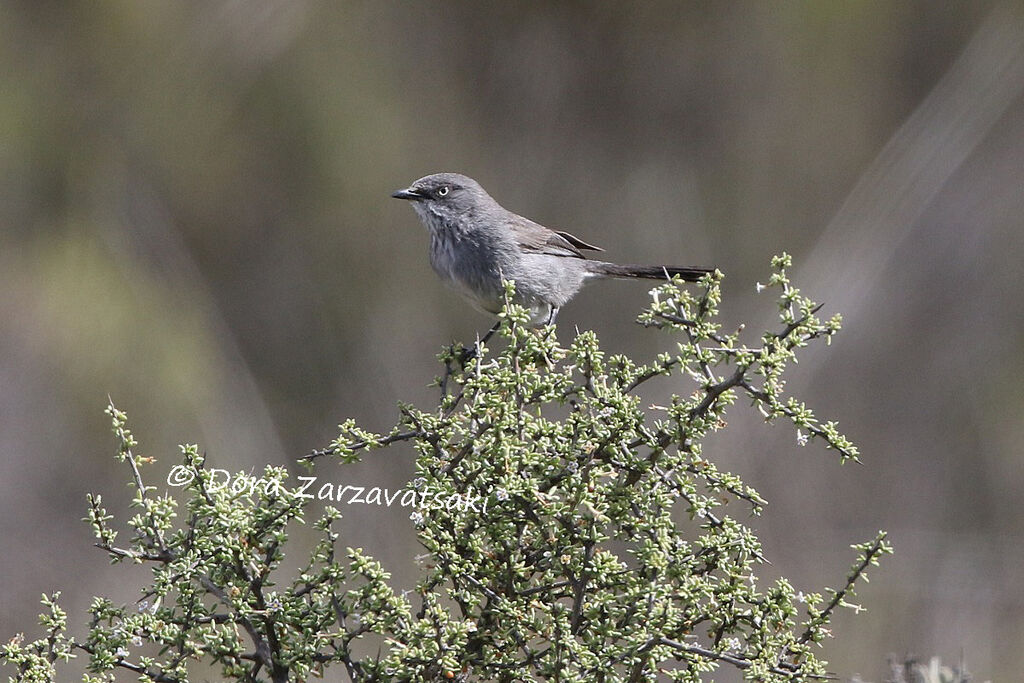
[392,173,494,226]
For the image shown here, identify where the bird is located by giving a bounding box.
[392,172,712,327]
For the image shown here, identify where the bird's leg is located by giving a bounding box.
[480,320,501,346]
[532,308,559,368]
[456,320,501,365]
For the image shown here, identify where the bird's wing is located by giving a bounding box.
[553,230,604,253]
[510,217,604,259]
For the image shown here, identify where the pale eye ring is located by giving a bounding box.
[437,186,450,197]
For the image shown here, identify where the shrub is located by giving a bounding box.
[2,255,890,682]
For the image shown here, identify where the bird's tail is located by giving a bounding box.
[592,262,712,283]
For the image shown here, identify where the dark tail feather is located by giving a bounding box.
[594,262,712,283]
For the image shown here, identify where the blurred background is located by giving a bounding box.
[2,1,1022,680]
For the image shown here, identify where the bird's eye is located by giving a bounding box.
[437,186,450,197]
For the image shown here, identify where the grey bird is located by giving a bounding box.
[392,172,712,327]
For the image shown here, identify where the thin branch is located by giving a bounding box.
[689,365,747,422]
[72,642,181,683]
[303,429,423,462]
[657,638,835,680]
[739,380,861,463]
[623,357,680,394]
[796,533,889,645]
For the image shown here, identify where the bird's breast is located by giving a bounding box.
[428,226,462,284]
[428,227,506,313]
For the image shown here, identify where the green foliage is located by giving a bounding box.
[1,255,891,682]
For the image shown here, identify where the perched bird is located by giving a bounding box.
[393,173,712,326]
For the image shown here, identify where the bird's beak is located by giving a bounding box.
[391,187,425,201]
